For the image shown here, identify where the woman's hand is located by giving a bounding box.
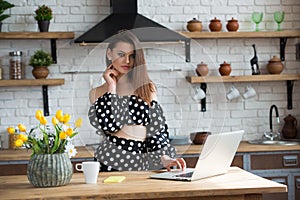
[103,64,119,93]
[161,155,186,171]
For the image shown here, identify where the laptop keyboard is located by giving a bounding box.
[174,171,194,178]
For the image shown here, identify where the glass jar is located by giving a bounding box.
[9,51,25,79]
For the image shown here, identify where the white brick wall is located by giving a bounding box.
[0,0,299,148]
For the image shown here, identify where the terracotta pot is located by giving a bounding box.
[226,17,239,32]
[209,17,222,32]
[196,62,209,76]
[266,56,284,74]
[187,18,202,32]
[281,114,298,139]
[190,132,211,144]
[219,61,232,76]
[32,66,49,79]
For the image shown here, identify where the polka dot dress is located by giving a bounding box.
[88,92,176,171]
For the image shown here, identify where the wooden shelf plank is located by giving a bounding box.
[0,79,65,87]
[0,32,74,39]
[186,74,300,83]
[179,30,300,39]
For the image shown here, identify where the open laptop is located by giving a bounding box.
[150,130,244,181]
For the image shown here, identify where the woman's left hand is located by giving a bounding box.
[161,155,186,171]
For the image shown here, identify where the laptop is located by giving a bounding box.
[150,130,244,181]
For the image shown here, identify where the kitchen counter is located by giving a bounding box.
[0,167,287,200]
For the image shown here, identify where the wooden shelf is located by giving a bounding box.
[186,74,300,83]
[0,32,74,39]
[179,30,300,39]
[0,79,64,87]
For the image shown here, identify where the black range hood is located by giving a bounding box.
[75,0,190,62]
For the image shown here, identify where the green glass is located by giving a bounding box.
[274,11,285,31]
[251,12,263,31]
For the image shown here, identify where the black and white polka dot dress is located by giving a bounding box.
[88,92,176,171]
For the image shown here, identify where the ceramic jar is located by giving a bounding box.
[187,18,202,32]
[281,114,298,139]
[196,62,209,76]
[219,61,232,76]
[267,56,284,74]
[226,18,239,32]
[209,17,222,32]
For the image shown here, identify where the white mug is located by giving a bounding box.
[192,88,206,101]
[226,85,240,100]
[243,85,256,99]
[75,161,100,184]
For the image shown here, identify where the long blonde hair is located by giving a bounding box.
[106,30,155,104]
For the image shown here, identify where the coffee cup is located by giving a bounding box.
[192,88,206,101]
[243,85,256,99]
[75,161,100,184]
[226,85,240,100]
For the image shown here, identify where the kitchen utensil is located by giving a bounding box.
[243,85,256,99]
[226,85,240,101]
[196,62,209,76]
[187,18,202,32]
[251,12,263,31]
[267,55,284,74]
[209,17,222,32]
[219,61,231,76]
[75,161,100,184]
[226,17,239,32]
[274,11,284,31]
[281,114,297,139]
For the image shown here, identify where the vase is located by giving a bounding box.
[32,66,49,79]
[38,20,50,32]
[27,153,73,187]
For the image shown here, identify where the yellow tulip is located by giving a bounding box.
[66,128,73,136]
[62,114,71,124]
[56,110,64,123]
[7,127,15,134]
[35,110,43,121]
[39,116,47,125]
[59,131,67,140]
[18,124,26,132]
[15,139,24,147]
[52,117,58,126]
[75,118,83,128]
[18,134,28,142]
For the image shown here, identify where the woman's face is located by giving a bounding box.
[107,41,135,75]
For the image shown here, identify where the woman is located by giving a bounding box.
[88,30,186,172]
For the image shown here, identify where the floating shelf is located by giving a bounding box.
[0,32,75,63]
[186,74,300,83]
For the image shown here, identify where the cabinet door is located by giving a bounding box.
[295,176,300,200]
[263,177,288,200]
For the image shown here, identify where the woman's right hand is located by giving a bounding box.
[103,64,119,93]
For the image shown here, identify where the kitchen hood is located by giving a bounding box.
[75,0,190,62]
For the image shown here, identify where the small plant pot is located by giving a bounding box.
[38,20,50,32]
[32,66,49,79]
[0,22,2,32]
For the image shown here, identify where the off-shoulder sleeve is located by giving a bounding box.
[88,92,127,133]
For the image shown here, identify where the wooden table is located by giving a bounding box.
[0,167,287,200]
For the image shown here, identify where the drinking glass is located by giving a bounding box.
[251,12,263,31]
[274,11,285,31]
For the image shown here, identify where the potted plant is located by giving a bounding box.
[29,49,53,79]
[34,4,53,32]
[0,0,14,32]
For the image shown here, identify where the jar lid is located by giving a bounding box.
[269,55,281,62]
[228,17,238,22]
[197,61,207,66]
[188,18,201,23]
[210,17,220,22]
[220,61,230,66]
[9,51,22,56]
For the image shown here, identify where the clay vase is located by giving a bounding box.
[196,62,209,76]
[281,114,298,139]
[187,18,202,32]
[209,17,222,32]
[267,56,284,74]
[219,61,232,76]
[226,17,239,32]
[32,66,49,79]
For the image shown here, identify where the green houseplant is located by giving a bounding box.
[0,0,15,32]
[29,49,53,79]
[34,4,53,32]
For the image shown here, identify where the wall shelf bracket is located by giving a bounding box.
[280,37,287,61]
[42,85,50,116]
[286,80,294,110]
[200,83,207,112]
[50,39,57,64]
[185,39,191,62]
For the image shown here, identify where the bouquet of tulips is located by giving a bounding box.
[6,110,82,158]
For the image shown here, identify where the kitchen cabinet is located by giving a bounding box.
[0,32,74,115]
[181,30,300,112]
[295,176,300,200]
